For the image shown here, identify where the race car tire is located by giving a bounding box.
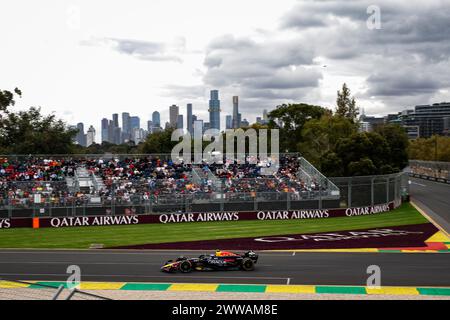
[179,260,193,273]
[240,258,255,271]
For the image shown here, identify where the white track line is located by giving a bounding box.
[411,182,427,187]
[0,251,292,257]
[0,273,289,281]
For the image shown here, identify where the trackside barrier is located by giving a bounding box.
[0,173,406,218]
[0,152,406,219]
[3,201,401,229]
[409,160,450,184]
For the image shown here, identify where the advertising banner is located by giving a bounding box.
[0,202,398,229]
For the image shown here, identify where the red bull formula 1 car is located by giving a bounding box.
[161,250,258,273]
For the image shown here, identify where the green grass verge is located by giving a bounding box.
[0,203,428,249]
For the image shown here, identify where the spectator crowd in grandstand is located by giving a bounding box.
[0,155,326,208]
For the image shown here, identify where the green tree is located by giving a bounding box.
[320,152,344,177]
[409,136,450,162]
[0,88,22,114]
[374,124,409,171]
[139,128,177,154]
[0,107,77,154]
[347,158,377,176]
[82,141,139,154]
[336,83,359,122]
[335,132,391,176]
[268,103,330,152]
[299,114,358,168]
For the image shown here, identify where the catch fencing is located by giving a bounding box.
[408,160,450,184]
[0,173,407,218]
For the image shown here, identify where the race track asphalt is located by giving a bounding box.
[0,250,449,287]
[409,176,450,234]
[1,176,449,288]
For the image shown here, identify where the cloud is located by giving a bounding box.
[367,72,441,97]
[278,0,450,108]
[281,0,450,61]
[161,84,206,99]
[202,34,320,100]
[81,37,183,63]
[166,0,450,121]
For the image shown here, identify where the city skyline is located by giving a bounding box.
[75,90,266,146]
[75,98,450,146]
[2,0,449,141]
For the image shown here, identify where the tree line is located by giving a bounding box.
[267,84,409,177]
[409,136,450,162]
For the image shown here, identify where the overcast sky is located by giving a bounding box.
[1,0,449,139]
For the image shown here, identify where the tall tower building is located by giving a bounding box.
[226,115,232,129]
[147,120,153,132]
[194,120,204,137]
[152,111,161,128]
[187,103,193,135]
[232,96,239,129]
[209,90,221,131]
[122,112,131,142]
[76,122,86,147]
[101,118,109,143]
[112,113,121,144]
[130,116,140,130]
[108,120,114,143]
[112,113,119,128]
[177,114,184,130]
[169,105,179,128]
[86,125,96,147]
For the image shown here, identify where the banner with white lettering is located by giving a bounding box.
[1,202,398,229]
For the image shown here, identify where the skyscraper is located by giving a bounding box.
[86,125,96,147]
[209,90,221,131]
[169,105,179,128]
[76,122,86,147]
[122,112,130,142]
[112,113,119,127]
[152,111,161,128]
[232,96,239,129]
[147,120,153,132]
[108,120,114,143]
[177,114,184,130]
[130,116,140,131]
[194,120,203,137]
[110,114,121,144]
[187,103,193,135]
[226,115,232,129]
[101,118,109,143]
[113,127,121,144]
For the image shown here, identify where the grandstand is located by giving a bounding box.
[0,154,340,217]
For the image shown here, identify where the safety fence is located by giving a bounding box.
[329,173,407,208]
[408,160,450,184]
[0,173,406,218]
